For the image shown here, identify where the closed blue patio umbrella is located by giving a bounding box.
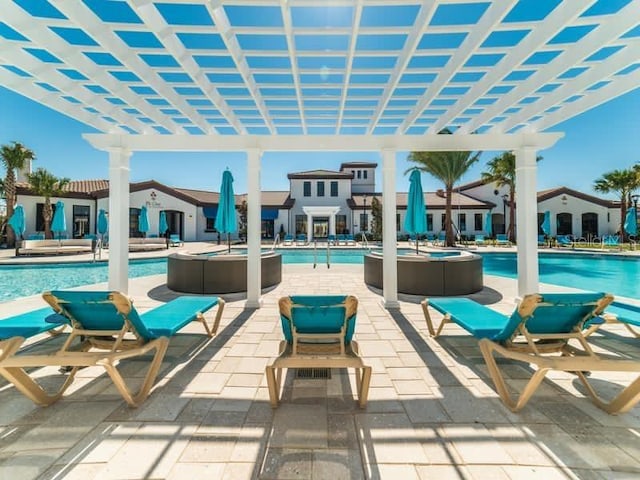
[404,169,427,254]
[138,205,149,237]
[97,209,108,257]
[541,210,551,236]
[51,201,66,239]
[215,169,237,253]
[484,211,492,237]
[623,206,637,237]
[7,204,25,240]
[158,210,168,236]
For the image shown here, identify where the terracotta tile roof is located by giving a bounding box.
[287,169,353,179]
[349,192,493,209]
[340,162,377,169]
[237,191,294,208]
[174,188,220,204]
[536,186,618,207]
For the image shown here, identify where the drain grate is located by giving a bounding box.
[295,368,331,379]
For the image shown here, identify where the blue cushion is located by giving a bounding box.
[604,301,640,327]
[281,295,356,343]
[47,291,219,340]
[0,307,60,339]
[427,298,509,340]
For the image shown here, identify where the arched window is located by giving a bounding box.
[557,212,572,236]
[581,212,598,239]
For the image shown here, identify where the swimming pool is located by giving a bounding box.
[2,250,638,302]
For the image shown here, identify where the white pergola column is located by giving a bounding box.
[246,149,262,308]
[107,147,131,293]
[329,214,336,236]
[306,213,313,241]
[515,146,540,297]
[381,149,399,309]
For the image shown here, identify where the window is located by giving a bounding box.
[73,205,90,238]
[458,213,466,232]
[317,181,324,197]
[426,213,433,231]
[357,170,361,179]
[336,214,347,234]
[303,181,311,197]
[441,213,446,230]
[363,170,368,179]
[396,213,401,231]
[36,202,57,232]
[295,214,307,234]
[330,181,338,197]
[474,213,483,230]
[360,213,368,231]
[557,212,573,236]
[129,208,141,237]
[581,212,598,238]
[205,218,216,231]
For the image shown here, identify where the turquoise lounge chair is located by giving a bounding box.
[556,234,573,247]
[345,234,356,245]
[5,291,225,407]
[169,234,183,246]
[421,292,640,414]
[283,234,294,246]
[585,301,640,338]
[495,233,511,246]
[327,234,337,245]
[336,233,347,245]
[601,235,620,249]
[295,233,307,245]
[537,235,547,247]
[266,295,371,408]
[474,234,486,246]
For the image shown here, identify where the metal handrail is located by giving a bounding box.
[326,239,331,268]
[271,234,280,251]
[313,240,318,268]
[93,237,102,262]
[360,233,370,250]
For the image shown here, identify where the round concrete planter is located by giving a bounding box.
[364,251,483,296]
[167,251,282,294]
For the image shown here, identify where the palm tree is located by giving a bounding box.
[26,168,69,239]
[594,168,640,242]
[408,144,480,247]
[1,142,35,247]
[481,151,542,243]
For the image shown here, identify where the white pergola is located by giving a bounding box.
[2,0,638,307]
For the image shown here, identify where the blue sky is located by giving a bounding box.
[0,85,638,199]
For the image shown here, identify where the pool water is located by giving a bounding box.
[2,250,638,303]
[0,259,166,303]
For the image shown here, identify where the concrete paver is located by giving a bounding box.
[0,255,638,479]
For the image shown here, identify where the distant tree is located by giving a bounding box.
[1,142,35,247]
[237,199,248,241]
[481,151,542,243]
[26,168,70,239]
[594,168,640,242]
[408,131,480,247]
[370,196,382,240]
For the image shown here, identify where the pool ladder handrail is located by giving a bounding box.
[92,237,102,262]
[312,239,331,269]
[271,234,280,251]
[360,233,370,250]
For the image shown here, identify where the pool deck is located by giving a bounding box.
[1,255,639,479]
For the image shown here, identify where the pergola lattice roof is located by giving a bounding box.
[1,0,638,140]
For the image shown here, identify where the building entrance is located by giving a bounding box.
[313,217,329,238]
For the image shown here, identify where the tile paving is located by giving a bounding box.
[0,260,639,479]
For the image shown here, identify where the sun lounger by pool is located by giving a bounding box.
[129,237,167,251]
[556,234,573,247]
[283,234,294,246]
[494,233,511,246]
[474,234,486,246]
[601,235,620,249]
[421,292,640,414]
[336,234,346,245]
[18,239,94,255]
[295,234,308,245]
[585,301,640,338]
[345,234,356,245]
[0,291,225,407]
[266,295,371,408]
[169,234,183,247]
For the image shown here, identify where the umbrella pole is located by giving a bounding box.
[227,233,231,253]
[416,237,419,255]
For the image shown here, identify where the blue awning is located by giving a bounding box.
[262,208,279,220]
[203,206,218,219]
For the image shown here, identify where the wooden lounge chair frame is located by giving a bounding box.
[584,301,640,338]
[422,293,640,414]
[266,295,371,408]
[0,292,224,407]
